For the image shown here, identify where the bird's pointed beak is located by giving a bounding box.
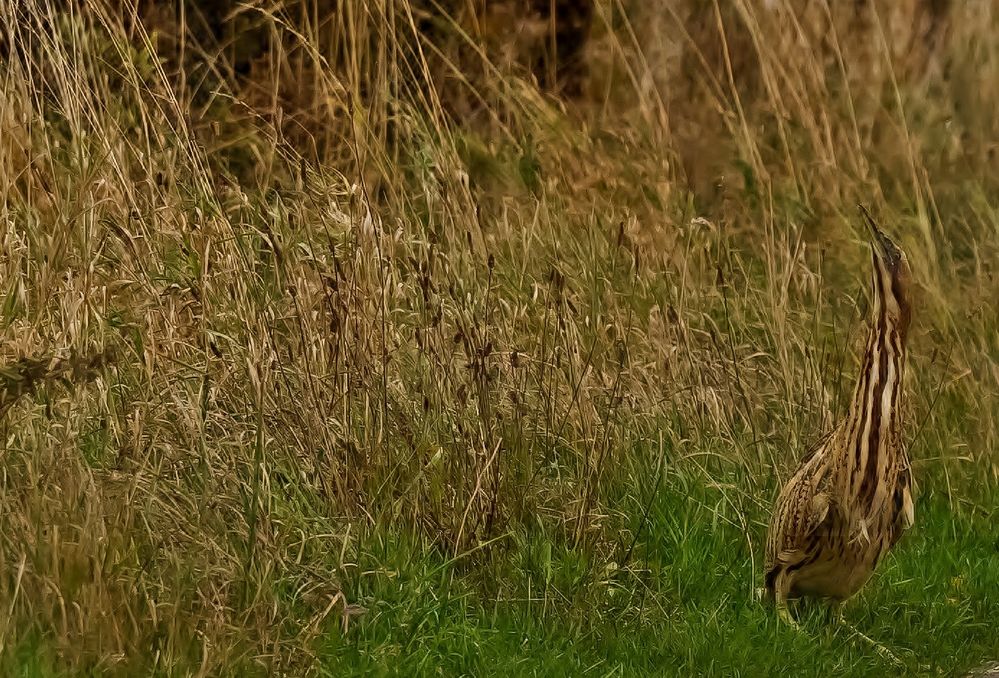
[858,204,900,268]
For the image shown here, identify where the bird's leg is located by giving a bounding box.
[777,600,798,628]
[833,604,904,669]
[774,570,798,629]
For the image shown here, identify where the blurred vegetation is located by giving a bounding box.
[0,0,996,674]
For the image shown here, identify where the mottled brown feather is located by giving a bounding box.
[764,214,915,619]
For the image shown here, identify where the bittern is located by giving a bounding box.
[764,207,915,626]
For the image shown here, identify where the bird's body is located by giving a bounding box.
[764,209,915,622]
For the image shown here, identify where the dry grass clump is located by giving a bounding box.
[0,0,996,673]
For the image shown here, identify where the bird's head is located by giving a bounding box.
[859,205,912,338]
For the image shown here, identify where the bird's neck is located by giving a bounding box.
[842,311,907,497]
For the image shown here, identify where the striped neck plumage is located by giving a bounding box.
[843,258,908,503]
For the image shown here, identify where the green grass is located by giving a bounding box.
[1,1,998,676]
[8,490,996,676]
[317,486,997,677]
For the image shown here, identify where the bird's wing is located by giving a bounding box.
[797,429,834,464]
[766,490,833,589]
[899,485,914,529]
[896,465,915,530]
[767,480,832,557]
[805,491,832,535]
[764,440,836,588]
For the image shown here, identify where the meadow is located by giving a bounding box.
[0,1,996,675]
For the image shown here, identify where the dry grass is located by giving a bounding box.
[0,0,996,674]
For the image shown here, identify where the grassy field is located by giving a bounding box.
[0,1,997,676]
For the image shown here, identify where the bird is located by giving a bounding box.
[764,206,915,627]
